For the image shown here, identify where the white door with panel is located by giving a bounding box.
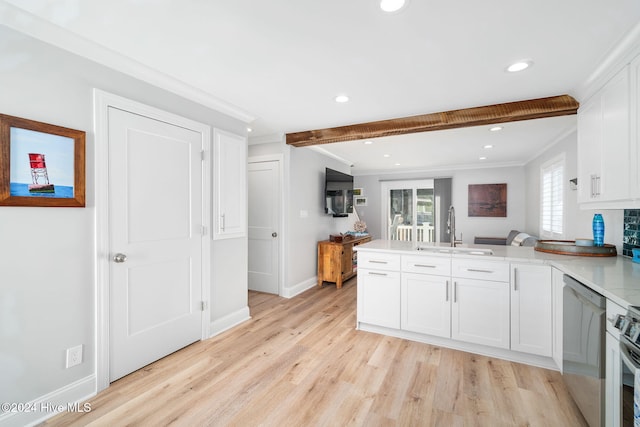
[510,264,552,357]
[401,273,450,337]
[108,107,204,382]
[451,278,510,349]
[248,160,280,294]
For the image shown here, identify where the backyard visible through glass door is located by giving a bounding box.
[386,181,434,243]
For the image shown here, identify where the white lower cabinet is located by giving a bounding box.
[401,272,450,337]
[451,277,510,349]
[357,250,556,360]
[510,264,552,357]
[357,268,401,329]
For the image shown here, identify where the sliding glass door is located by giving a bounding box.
[382,180,435,243]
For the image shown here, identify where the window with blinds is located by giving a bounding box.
[540,155,564,238]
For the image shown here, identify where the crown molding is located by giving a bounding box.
[0,1,255,123]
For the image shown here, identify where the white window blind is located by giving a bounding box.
[540,157,564,238]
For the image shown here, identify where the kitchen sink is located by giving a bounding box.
[416,246,494,256]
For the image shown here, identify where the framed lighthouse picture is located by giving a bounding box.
[0,114,85,207]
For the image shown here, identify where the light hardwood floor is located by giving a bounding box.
[44,278,587,426]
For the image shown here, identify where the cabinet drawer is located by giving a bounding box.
[358,252,401,271]
[452,258,509,282]
[402,255,451,276]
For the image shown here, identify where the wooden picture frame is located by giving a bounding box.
[0,114,85,207]
[468,183,506,217]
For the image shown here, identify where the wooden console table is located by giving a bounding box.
[317,235,372,288]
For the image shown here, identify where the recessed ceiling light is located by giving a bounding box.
[394,163,401,166]
[247,127,253,133]
[506,60,533,73]
[484,144,494,149]
[363,140,373,145]
[489,126,503,132]
[380,0,406,12]
[479,156,487,160]
[383,154,391,158]
[334,94,349,103]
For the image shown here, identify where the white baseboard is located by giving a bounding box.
[209,306,251,337]
[0,375,96,427]
[281,276,317,298]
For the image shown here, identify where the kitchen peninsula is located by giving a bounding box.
[355,240,640,370]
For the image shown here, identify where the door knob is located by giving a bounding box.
[272,232,278,238]
[113,253,127,263]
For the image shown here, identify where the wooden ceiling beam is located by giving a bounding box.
[285,94,579,147]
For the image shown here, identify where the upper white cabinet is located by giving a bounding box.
[510,264,552,357]
[577,64,630,204]
[213,128,247,240]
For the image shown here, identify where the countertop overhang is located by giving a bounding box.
[355,240,640,308]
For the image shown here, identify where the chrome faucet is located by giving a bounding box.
[447,205,462,247]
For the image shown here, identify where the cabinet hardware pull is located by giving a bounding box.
[369,260,388,264]
[453,281,457,303]
[221,213,225,231]
[466,268,493,273]
[513,267,518,291]
[446,280,449,302]
[415,264,436,268]
[368,272,387,276]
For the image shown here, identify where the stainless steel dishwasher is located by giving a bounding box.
[562,274,606,427]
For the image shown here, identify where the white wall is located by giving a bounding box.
[354,166,526,243]
[0,24,247,424]
[285,146,356,295]
[524,129,624,250]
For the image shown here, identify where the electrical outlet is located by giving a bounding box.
[66,345,83,368]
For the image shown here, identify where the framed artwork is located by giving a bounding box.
[0,114,85,207]
[354,196,367,207]
[353,188,363,196]
[468,183,506,217]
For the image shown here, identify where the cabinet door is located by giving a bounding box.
[213,128,247,239]
[451,278,509,349]
[577,95,602,203]
[600,67,630,202]
[511,264,552,357]
[577,65,631,204]
[401,273,450,337]
[357,269,400,329]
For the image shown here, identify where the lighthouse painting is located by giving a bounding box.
[0,113,85,207]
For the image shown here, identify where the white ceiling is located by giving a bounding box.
[3,0,640,173]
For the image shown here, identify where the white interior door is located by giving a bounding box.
[248,159,280,294]
[108,106,203,382]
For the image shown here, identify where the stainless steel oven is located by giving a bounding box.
[611,305,640,426]
[563,274,606,427]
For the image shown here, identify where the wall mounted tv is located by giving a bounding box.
[325,167,354,217]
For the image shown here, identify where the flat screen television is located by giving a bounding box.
[325,167,354,217]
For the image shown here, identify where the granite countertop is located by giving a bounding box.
[355,239,640,308]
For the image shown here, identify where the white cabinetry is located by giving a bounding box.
[357,253,401,329]
[400,255,451,337]
[213,128,247,239]
[510,264,552,357]
[551,267,564,370]
[577,61,631,204]
[605,299,625,427]
[451,259,510,349]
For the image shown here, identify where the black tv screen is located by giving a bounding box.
[325,168,354,217]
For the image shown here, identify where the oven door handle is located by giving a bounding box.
[620,341,640,375]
